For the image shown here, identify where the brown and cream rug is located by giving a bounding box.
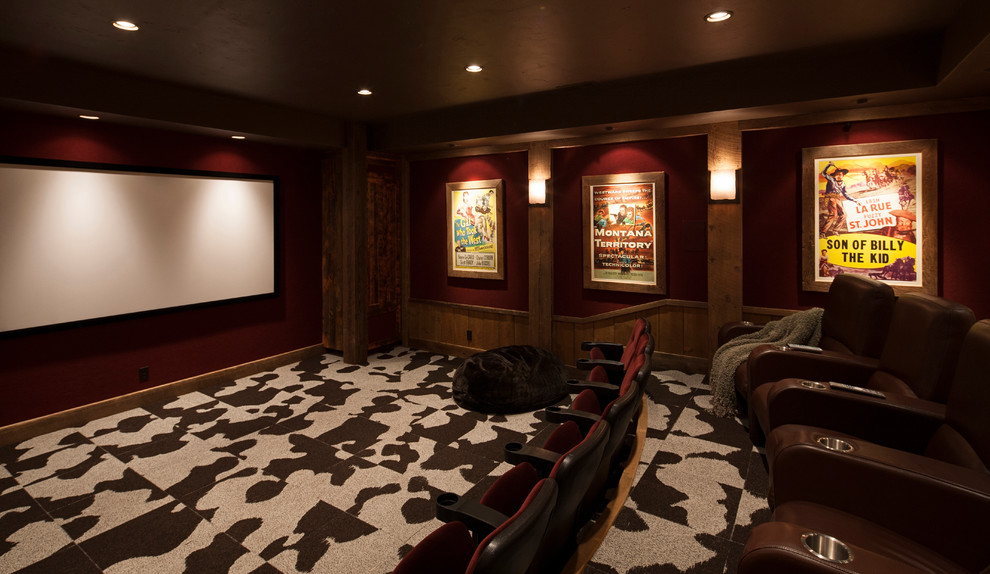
[0,347,768,573]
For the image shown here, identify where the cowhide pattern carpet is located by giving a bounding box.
[0,346,769,573]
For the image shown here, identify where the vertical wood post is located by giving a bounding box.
[529,142,554,350]
[707,122,743,357]
[322,156,341,350]
[400,158,411,347]
[341,123,369,363]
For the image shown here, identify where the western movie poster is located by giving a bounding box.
[446,179,504,280]
[802,140,937,294]
[582,172,666,294]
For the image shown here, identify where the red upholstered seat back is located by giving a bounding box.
[467,478,558,574]
[618,318,649,367]
[587,365,609,384]
[392,521,475,574]
[571,389,602,416]
[542,420,585,456]
[619,352,646,397]
[548,419,608,480]
[479,462,542,518]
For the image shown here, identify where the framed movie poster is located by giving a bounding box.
[582,171,666,294]
[446,179,505,280]
[802,139,937,294]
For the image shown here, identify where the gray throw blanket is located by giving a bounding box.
[710,307,824,417]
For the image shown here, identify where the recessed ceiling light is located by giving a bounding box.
[112,20,139,31]
[79,115,100,120]
[465,64,483,73]
[231,135,246,140]
[705,10,733,23]
[357,88,373,96]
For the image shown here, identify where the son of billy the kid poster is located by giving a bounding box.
[803,140,937,294]
[582,172,666,294]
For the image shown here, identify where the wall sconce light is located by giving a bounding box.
[709,169,741,203]
[529,178,548,205]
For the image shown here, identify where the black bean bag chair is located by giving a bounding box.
[453,345,567,413]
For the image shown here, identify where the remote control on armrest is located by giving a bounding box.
[828,381,886,398]
[785,343,823,353]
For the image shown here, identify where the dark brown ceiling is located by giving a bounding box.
[2,1,989,151]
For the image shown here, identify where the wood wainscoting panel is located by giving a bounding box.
[656,305,684,355]
[554,321,576,366]
[682,305,711,358]
[554,299,710,372]
[740,306,795,328]
[409,298,725,373]
[407,299,528,357]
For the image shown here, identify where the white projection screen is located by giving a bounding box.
[0,159,277,334]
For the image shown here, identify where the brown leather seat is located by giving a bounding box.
[738,320,990,574]
[730,273,895,405]
[750,293,975,445]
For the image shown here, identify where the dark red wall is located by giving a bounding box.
[742,110,990,318]
[409,152,530,311]
[552,137,710,317]
[0,111,324,426]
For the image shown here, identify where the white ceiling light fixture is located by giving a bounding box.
[357,88,373,96]
[705,10,733,23]
[112,20,139,31]
[78,115,100,120]
[465,64,483,73]
[231,135,246,140]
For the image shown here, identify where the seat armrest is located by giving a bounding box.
[503,443,557,477]
[565,379,619,403]
[580,341,623,361]
[545,405,599,434]
[739,521,931,574]
[575,358,625,385]
[434,494,508,542]
[767,424,990,570]
[747,345,879,393]
[762,380,946,451]
[717,321,763,347]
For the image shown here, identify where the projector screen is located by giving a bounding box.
[0,158,277,334]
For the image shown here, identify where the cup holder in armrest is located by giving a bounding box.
[816,436,855,453]
[800,380,827,390]
[434,492,462,522]
[437,492,459,507]
[504,441,524,463]
[801,532,854,564]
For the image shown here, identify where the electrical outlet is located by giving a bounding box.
[467,329,473,342]
[138,366,149,382]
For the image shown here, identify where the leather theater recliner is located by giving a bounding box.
[721,273,895,412]
[394,464,557,574]
[750,292,975,445]
[738,319,990,574]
